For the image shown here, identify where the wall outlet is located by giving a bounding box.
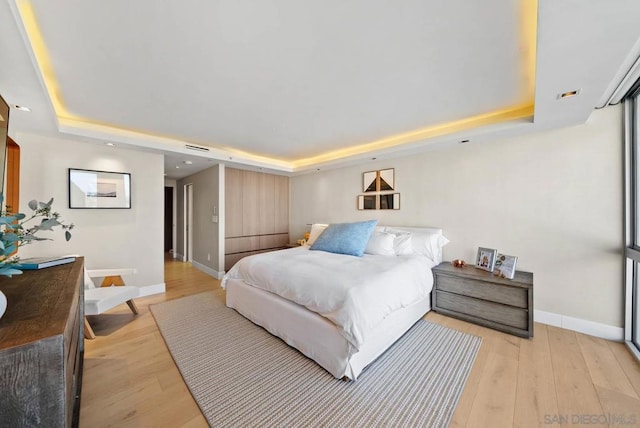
[212,215,218,223]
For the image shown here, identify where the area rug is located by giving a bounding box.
[150,291,481,427]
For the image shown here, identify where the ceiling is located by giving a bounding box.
[1,0,640,179]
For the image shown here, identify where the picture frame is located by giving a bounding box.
[494,253,518,279]
[363,171,377,192]
[379,193,400,210]
[475,247,497,272]
[378,168,394,191]
[69,168,131,209]
[362,168,395,193]
[357,195,377,210]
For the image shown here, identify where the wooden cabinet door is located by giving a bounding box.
[241,170,260,236]
[274,175,289,234]
[225,168,243,238]
[259,173,276,234]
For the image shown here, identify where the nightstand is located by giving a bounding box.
[432,262,534,338]
[285,243,301,248]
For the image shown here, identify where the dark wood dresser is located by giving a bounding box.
[432,261,534,338]
[0,257,84,427]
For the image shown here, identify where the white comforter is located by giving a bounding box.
[221,246,435,350]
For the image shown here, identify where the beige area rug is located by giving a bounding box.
[150,291,481,427]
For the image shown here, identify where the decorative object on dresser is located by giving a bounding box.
[15,255,76,270]
[494,253,518,279]
[432,261,533,338]
[0,258,85,427]
[0,196,74,277]
[452,259,466,268]
[475,247,497,272]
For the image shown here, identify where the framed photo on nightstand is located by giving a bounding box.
[476,247,497,272]
[494,253,518,279]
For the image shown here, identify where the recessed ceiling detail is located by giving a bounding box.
[4,0,640,178]
[13,0,538,171]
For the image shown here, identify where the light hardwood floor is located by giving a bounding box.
[80,256,640,427]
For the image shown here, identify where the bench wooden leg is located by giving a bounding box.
[84,317,96,340]
[126,299,139,315]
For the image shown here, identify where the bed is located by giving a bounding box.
[221,224,448,380]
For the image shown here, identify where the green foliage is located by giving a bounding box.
[0,195,73,277]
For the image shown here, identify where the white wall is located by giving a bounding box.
[290,105,623,332]
[15,133,165,294]
[176,165,224,277]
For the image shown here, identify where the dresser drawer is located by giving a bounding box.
[435,290,528,330]
[435,274,528,309]
[258,233,289,249]
[225,236,260,254]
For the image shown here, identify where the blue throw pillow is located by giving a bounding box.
[310,220,378,257]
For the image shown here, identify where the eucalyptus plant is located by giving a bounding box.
[0,196,73,276]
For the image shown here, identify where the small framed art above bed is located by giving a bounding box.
[222,222,449,380]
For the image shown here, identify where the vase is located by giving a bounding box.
[0,290,6,319]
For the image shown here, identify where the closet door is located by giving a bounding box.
[274,175,289,234]
[258,173,276,234]
[241,170,260,236]
[225,168,243,238]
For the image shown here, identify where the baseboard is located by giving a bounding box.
[191,260,225,280]
[174,252,185,261]
[138,283,166,297]
[534,310,623,341]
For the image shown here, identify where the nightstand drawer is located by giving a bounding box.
[435,291,528,330]
[436,274,528,309]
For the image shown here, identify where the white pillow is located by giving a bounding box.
[409,232,450,263]
[393,232,413,256]
[365,231,396,256]
[385,227,450,262]
[306,223,328,246]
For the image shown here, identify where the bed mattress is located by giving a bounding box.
[225,278,432,379]
[222,246,435,350]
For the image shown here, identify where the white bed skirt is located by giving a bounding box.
[225,278,431,380]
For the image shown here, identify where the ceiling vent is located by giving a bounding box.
[185,144,210,152]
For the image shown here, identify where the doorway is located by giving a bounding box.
[184,183,193,262]
[164,186,173,252]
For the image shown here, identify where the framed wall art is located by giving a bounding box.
[378,168,394,191]
[475,247,497,272]
[69,168,131,209]
[379,193,400,210]
[363,171,377,192]
[357,195,377,210]
[362,168,395,192]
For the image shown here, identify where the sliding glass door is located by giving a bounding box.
[625,89,640,358]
